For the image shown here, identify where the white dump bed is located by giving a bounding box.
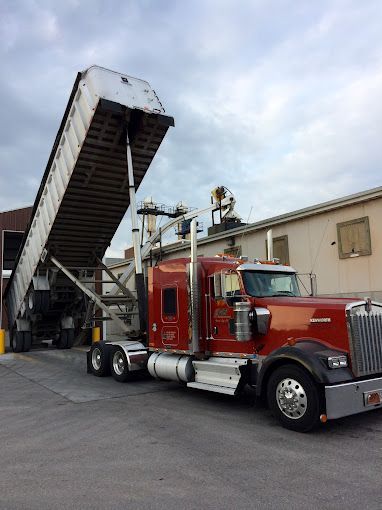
[5,66,174,327]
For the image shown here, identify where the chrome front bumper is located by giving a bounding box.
[325,376,382,419]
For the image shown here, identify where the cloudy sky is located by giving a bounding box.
[1,0,381,257]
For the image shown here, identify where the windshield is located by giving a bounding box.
[242,271,301,297]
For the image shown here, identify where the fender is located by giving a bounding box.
[87,340,148,373]
[107,340,148,372]
[255,339,354,396]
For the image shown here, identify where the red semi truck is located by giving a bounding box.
[88,221,382,432]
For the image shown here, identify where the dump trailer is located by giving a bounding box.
[5,66,174,352]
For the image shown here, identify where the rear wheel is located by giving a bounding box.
[267,364,321,432]
[110,347,132,383]
[89,342,110,377]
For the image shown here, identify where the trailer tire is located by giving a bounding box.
[57,330,68,349]
[40,291,50,314]
[28,290,41,314]
[66,329,75,349]
[23,332,32,352]
[28,290,50,314]
[110,347,132,383]
[267,364,321,432]
[11,330,25,353]
[89,342,110,377]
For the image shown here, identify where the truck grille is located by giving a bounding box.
[347,301,382,377]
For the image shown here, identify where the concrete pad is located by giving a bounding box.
[0,347,174,403]
[1,347,382,509]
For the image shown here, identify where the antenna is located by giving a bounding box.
[239,205,254,249]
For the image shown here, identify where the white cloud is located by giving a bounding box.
[0,0,381,256]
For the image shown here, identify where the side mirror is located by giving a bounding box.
[213,272,226,298]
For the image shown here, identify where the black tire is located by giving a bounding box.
[11,330,25,353]
[40,291,50,314]
[267,364,321,432]
[57,330,69,349]
[89,342,111,377]
[27,289,50,314]
[66,329,75,349]
[110,347,132,383]
[23,332,32,352]
[27,289,41,314]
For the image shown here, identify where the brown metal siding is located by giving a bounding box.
[0,206,33,329]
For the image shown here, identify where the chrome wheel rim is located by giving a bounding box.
[276,377,307,420]
[113,351,125,376]
[91,347,102,370]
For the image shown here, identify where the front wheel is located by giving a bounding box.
[267,364,321,432]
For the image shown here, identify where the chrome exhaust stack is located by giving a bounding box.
[267,229,273,261]
[189,219,200,355]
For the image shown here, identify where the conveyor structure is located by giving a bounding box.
[4,66,174,352]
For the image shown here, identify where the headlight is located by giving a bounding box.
[327,355,348,369]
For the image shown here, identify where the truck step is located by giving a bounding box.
[100,296,135,303]
[191,357,249,393]
[187,382,236,395]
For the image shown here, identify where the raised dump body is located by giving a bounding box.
[5,66,173,349]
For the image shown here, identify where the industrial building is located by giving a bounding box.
[0,206,32,330]
[105,185,382,301]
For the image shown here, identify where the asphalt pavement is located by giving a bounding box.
[0,347,381,510]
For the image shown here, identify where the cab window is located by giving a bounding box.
[162,287,177,316]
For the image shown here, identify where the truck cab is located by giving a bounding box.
[146,255,382,431]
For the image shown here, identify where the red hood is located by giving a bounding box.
[253,295,359,354]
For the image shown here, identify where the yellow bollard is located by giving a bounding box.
[0,329,5,355]
[92,326,101,343]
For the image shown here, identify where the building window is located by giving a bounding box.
[224,246,242,258]
[265,235,290,265]
[337,216,371,259]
